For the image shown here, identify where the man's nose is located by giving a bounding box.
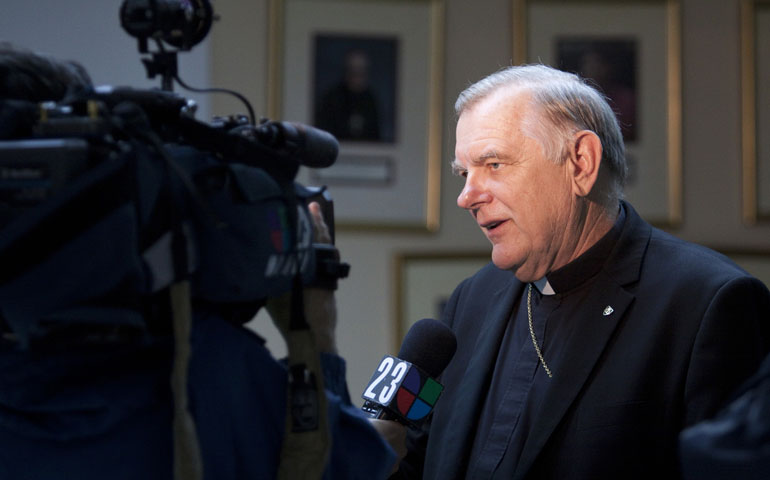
[457,174,491,210]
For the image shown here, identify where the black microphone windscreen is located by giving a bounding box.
[398,318,457,378]
[286,122,339,169]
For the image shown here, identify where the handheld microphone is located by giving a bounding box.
[361,318,457,426]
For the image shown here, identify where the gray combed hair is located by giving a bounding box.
[455,64,628,204]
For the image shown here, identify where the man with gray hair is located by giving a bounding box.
[392,64,770,479]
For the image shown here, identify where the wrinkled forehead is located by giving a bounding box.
[455,92,525,152]
[453,88,549,166]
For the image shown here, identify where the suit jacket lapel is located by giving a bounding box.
[511,202,650,479]
[436,276,524,477]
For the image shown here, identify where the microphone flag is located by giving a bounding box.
[361,355,444,425]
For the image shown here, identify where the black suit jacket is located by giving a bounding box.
[397,203,770,479]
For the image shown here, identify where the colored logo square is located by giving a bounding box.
[406,398,432,420]
[402,366,422,395]
[418,378,443,405]
[396,387,416,415]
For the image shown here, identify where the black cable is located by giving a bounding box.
[173,75,256,126]
[149,38,256,126]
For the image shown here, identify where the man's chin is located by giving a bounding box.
[491,254,540,283]
[490,253,520,273]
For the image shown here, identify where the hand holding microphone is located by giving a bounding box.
[360,318,456,474]
[368,418,408,475]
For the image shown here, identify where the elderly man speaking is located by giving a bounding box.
[392,65,770,479]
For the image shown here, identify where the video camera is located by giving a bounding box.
[0,0,348,347]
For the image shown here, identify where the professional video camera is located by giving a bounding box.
[0,0,348,348]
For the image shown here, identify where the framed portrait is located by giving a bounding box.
[267,0,444,231]
[512,0,682,226]
[741,0,770,224]
[311,34,398,144]
[393,251,490,351]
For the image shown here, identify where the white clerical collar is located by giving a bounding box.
[533,277,556,295]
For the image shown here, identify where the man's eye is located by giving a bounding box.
[488,162,501,170]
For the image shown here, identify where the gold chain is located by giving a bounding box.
[527,283,553,378]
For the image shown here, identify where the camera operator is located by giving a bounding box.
[0,42,400,479]
[0,42,92,103]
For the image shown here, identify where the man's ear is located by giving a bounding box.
[568,130,603,197]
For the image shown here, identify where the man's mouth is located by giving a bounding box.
[481,220,504,231]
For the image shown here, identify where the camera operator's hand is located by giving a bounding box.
[266,202,338,353]
[308,201,331,244]
[302,201,338,353]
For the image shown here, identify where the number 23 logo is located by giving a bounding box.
[363,357,409,404]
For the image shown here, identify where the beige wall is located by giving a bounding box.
[214,0,770,403]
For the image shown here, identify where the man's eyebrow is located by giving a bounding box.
[474,149,508,164]
[452,150,510,172]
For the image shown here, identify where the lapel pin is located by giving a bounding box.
[603,305,614,316]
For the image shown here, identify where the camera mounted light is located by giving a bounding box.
[120,0,214,51]
[120,0,215,91]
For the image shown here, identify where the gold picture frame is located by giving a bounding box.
[741,0,770,224]
[267,0,444,232]
[393,251,490,352]
[512,0,683,227]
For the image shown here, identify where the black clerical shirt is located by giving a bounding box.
[465,206,626,478]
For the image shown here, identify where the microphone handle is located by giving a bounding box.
[362,400,410,425]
